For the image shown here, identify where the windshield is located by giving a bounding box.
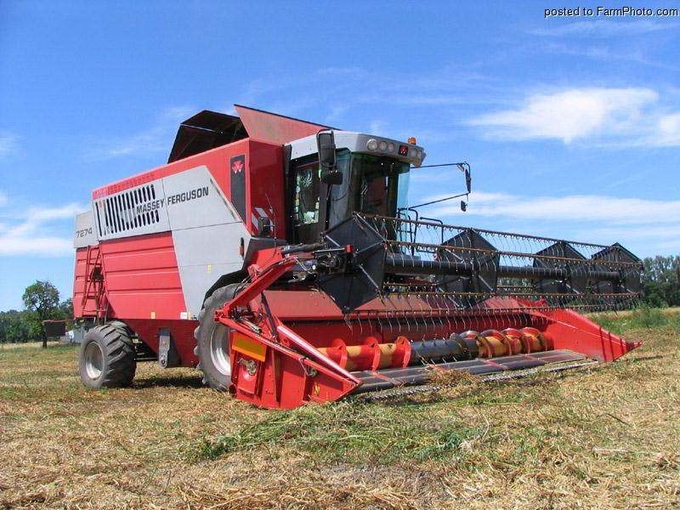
[292,150,412,237]
[326,151,409,226]
[326,152,410,227]
[351,153,409,214]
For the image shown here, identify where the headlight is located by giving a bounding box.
[378,141,388,151]
[366,139,378,151]
[387,142,395,153]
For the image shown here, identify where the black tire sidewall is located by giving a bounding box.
[79,324,136,389]
[195,285,239,391]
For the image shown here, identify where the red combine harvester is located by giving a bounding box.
[73,106,642,409]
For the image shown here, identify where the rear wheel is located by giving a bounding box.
[194,284,239,390]
[108,320,134,338]
[79,324,136,389]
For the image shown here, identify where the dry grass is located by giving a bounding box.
[0,341,47,351]
[1,314,679,509]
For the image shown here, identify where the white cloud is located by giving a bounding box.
[0,236,74,256]
[369,120,388,135]
[430,191,680,225]
[421,190,680,256]
[655,113,680,146]
[0,133,19,159]
[84,105,196,160]
[0,201,85,257]
[469,87,680,146]
[539,40,680,71]
[532,20,678,38]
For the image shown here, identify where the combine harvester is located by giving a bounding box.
[73,106,642,409]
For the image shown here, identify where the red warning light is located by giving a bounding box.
[398,145,409,156]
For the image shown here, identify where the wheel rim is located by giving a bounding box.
[209,324,231,377]
[84,341,104,380]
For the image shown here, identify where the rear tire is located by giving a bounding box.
[79,324,136,389]
[108,320,134,338]
[194,284,239,390]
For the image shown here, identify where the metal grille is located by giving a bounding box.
[94,184,160,237]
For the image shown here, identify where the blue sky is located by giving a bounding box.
[0,1,679,310]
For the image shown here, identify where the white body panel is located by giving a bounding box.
[84,165,252,317]
[73,211,97,248]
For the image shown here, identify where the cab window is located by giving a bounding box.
[294,161,320,226]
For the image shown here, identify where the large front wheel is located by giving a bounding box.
[194,285,239,390]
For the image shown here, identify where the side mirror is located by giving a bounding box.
[317,130,343,185]
[457,162,471,193]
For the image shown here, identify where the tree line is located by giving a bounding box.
[1,257,678,344]
[0,281,73,346]
[641,255,680,307]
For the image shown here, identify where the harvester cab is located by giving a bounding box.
[286,128,424,245]
[74,105,643,409]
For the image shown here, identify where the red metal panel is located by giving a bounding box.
[125,319,198,365]
[106,270,182,291]
[73,247,92,317]
[248,141,286,238]
[99,233,186,320]
[235,105,329,145]
[538,308,641,362]
[221,317,358,409]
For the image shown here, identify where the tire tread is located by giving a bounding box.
[80,323,136,389]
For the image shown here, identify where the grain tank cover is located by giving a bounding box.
[168,110,248,163]
[234,104,330,145]
[168,106,331,163]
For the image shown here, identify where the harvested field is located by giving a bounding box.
[1,311,679,509]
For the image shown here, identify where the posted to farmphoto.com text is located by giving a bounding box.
[544,5,680,17]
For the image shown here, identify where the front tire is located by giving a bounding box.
[79,324,136,389]
[194,284,239,390]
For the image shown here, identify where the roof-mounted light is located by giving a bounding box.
[365,136,423,161]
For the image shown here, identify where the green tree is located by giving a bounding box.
[22,280,61,348]
[641,255,680,307]
[56,298,74,329]
[0,310,32,343]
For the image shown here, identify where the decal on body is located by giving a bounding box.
[90,165,252,317]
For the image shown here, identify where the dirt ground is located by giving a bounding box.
[1,315,678,509]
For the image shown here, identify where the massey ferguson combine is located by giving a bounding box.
[73,106,642,409]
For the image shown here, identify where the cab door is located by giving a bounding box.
[291,157,326,244]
